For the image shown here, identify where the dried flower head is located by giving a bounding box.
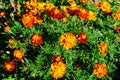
[60,32,77,50]
[93,63,107,78]
[51,62,66,79]
[4,61,15,72]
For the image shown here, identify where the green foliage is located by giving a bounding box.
[0,0,120,80]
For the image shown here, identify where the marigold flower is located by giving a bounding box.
[22,13,36,28]
[113,10,120,20]
[8,39,16,44]
[78,32,88,44]
[116,26,120,33]
[67,0,74,4]
[13,50,24,60]
[66,4,79,16]
[0,11,6,16]
[8,39,17,49]
[98,41,108,54]
[4,61,15,72]
[49,7,64,19]
[93,63,107,78]
[88,11,96,21]
[52,55,63,62]
[31,34,43,45]
[4,26,11,32]
[80,0,92,5]
[51,62,66,79]
[37,2,46,11]
[76,8,89,19]
[36,14,44,24]
[60,32,77,50]
[61,17,68,24]
[95,1,111,13]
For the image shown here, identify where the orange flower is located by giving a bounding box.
[8,39,17,49]
[31,34,43,45]
[51,62,66,79]
[37,2,46,11]
[93,63,107,78]
[67,0,74,4]
[78,32,88,44]
[52,55,63,62]
[4,61,15,72]
[76,8,89,19]
[13,50,24,60]
[88,11,96,21]
[113,10,120,20]
[95,1,111,13]
[66,4,79,16]
[116,26,120,33]
[8,39,16,44]
[35,14,44,24]
[0,11,6,16]
[51,8,64,19]
[22,13,36,28]
[61,17,68,24]
[60,32,77,50]
[80,0,92,5]
[4,26,11,32]
[98,41,108,54]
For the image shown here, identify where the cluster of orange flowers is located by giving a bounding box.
[60,32,88,50]
[22,0,45,28]
[4,49,24,72]
[51,55,66,79]
[21,0,97,28]
[93,63,107,78]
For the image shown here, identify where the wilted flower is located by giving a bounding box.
[78,32,88,44]
[13,50,24,60]
[31,34,43,45]
[60,32,77,50]
[98,41,108,54]
[93,63,107,78]
[22,13,36,28]
[4,61,15,72]
[51,62,66,79]
[113,10,120,20]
